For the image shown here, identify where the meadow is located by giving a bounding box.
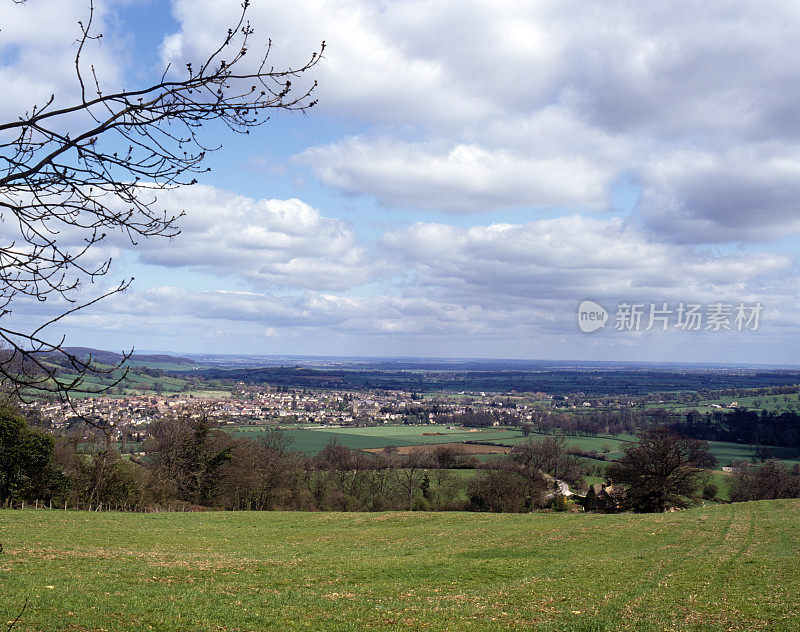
[644,392,800,415]
[232,424,523,453]
[233,424,799,471]
[1,501,799,631]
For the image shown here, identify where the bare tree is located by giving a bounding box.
[468,459,548,513]
[511,434,584,485]
[0,0,323,400]
[730,460,800,501]
[391,449,433,510]
[607,428,717,512]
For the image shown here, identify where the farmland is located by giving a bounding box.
[232,423,800,469]
[229,423,800,501]
[232,424,523,453]
[2,501,799,631]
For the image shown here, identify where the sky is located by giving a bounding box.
[2,0,800,364]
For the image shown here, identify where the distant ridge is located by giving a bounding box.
[61,347,196,366]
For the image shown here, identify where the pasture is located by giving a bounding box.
[233,424,799,474]
[1,501,799,631]
[232,424,523,453]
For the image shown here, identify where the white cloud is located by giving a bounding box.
[8,1,800,240]
[0,0,123,122]
[163,0,800,133]
[128,185,376,291]
[298,136,616,213]
[383,216,795,307]
[164,0,494,128]
[7,204,796,355]
[6,1,800,361]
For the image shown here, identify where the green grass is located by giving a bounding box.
[494,433,631,460]
[2,501,799,631]
[702,441,799,467]
[182,389,233,399]
[232,425,525,453]
[310,424,521,444]
[53,363,201,398]
[708,471,732,501]
[233,428,417,452]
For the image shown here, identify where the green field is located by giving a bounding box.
[493,433,631,458]
[2,502,799,631]
[228,426,800,491]
[233,425,524,453]
[708,471,733,500]
[237,424,798,470]
[55,366,191,398]
[651,393,800,415]
[46,360,231,399]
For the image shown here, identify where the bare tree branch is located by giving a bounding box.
[0,0,323,404]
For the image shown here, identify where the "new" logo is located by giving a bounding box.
[577,300,608,333]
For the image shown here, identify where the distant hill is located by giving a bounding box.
[61,347,196,367]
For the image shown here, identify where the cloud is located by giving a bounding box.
[298,136,617,213]
[382,216,794,308]
[127,185,376,291]
[76,286,541,342]
[6,1,800,362]
[163,0,800,134]
[0,182,374,295]
[0,0,123,122]
[638,147,800,243]
[8,207,795,350]
[163,0,494,129]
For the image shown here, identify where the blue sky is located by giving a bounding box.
[3,0,800,363]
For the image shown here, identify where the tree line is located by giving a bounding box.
[671,408,800,449]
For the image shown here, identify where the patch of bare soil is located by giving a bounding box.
[364,443,510,455]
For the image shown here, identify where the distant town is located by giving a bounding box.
[24,384,542,439]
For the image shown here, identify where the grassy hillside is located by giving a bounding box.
[1,501,798,631]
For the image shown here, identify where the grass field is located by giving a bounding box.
[235,425,800,473]
[55,367,191,398]
[232,425,525,453]
[492,433,631,460]
[50,361,231,399]
[646,393,800,415]
[2,501,799,631]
